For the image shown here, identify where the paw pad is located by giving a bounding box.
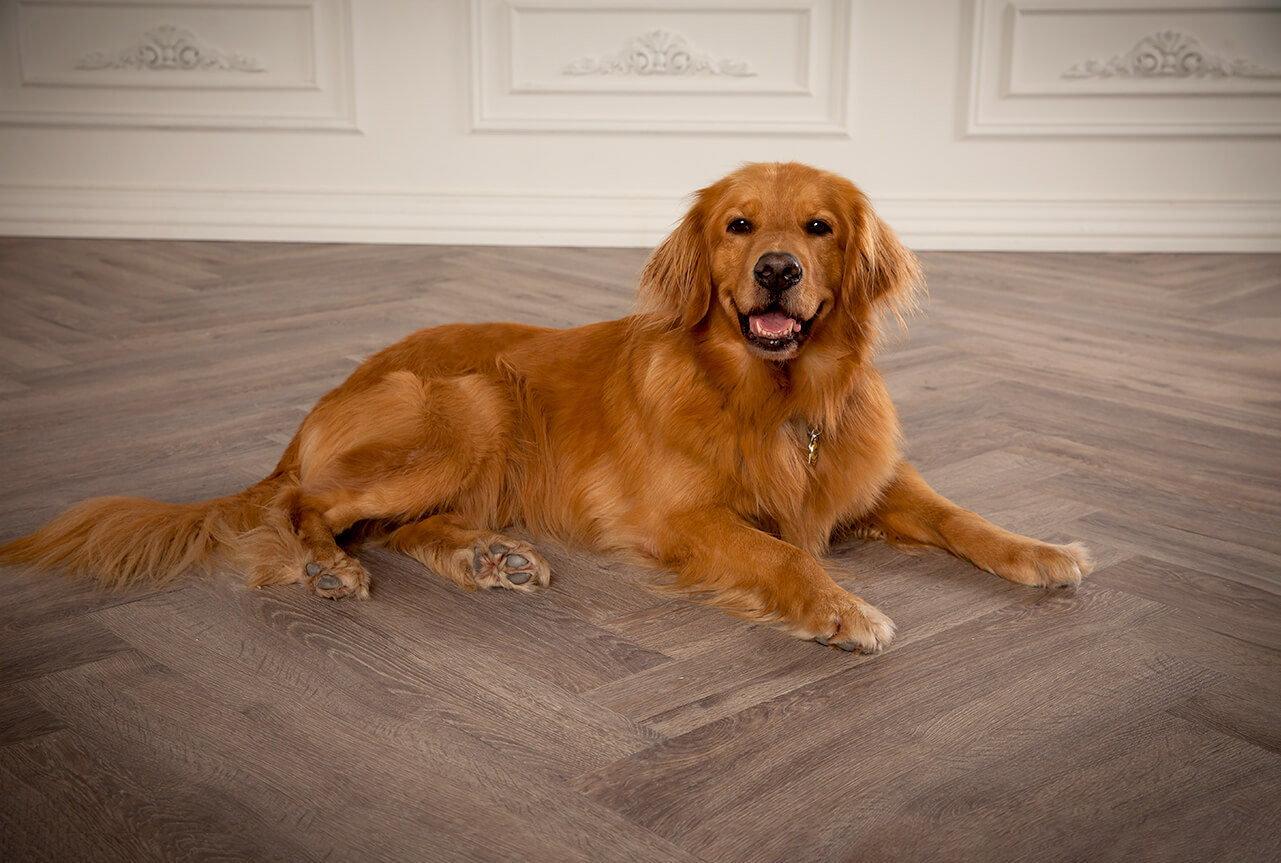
[470,540,548,590]
[302,558,369,600]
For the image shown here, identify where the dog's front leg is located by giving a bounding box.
[654,510,895,653]
[866,461,1093,588]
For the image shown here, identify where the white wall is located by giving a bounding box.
[0,0,1278,251]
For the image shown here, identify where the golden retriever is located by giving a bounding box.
[0,162,1092,653]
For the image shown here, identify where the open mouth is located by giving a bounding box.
[737,306,816,354]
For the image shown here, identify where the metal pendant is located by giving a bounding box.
[807,426,822,467]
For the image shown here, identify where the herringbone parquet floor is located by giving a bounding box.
[0,239,1277,862]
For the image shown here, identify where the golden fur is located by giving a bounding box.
[0,162,1092,652]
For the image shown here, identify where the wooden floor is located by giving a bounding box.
[1,239,1278,862]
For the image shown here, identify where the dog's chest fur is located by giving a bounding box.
[702,361,900,554]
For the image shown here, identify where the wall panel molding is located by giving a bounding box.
[561,29,757,79]
[73,23,268,75]
[968,0,1281,135]
[1060,28,1281,83]
[0,0,356,130]
[471,0,853,134]
[1,183,1276,252]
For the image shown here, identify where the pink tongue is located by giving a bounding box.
[751,311,798,338]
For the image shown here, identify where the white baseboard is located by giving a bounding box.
[880,199,1281,253]
[1,185,1278,252]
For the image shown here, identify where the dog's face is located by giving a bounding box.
[640,162,921,362]
[704,164,847,360]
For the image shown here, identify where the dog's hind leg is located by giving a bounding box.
[260,370,522,599]
[294,498,372,599]
[386,513,550,593]
[230,485,371,599]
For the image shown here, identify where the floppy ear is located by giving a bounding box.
[637,190,714,330]
[843,190,924,329]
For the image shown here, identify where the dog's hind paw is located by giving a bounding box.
[303,557,370,600]
[471,539,550,592]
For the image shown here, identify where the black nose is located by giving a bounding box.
[754,253,802,293]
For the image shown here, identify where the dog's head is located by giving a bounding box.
[639,162,921,361]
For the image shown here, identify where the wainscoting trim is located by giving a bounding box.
[1,185,1277,251]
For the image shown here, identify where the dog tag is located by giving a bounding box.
[807,426,822,466]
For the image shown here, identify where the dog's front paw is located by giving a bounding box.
[812,599,896,654]
[987,540,1093,589]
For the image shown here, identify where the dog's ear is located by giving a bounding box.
[637,189,714,330]
[842,187,923,329]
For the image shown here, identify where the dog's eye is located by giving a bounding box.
[727,218,752,234]
[806,219,832,236]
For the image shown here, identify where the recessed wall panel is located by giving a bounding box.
[0,0,355,130]
[472,0,852,135]
[969,0,1281,135]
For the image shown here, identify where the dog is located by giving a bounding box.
[0,162,1092,653]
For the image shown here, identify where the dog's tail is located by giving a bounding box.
[0,476,287,591]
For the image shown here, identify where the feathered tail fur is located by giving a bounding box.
[0,477,289,591]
